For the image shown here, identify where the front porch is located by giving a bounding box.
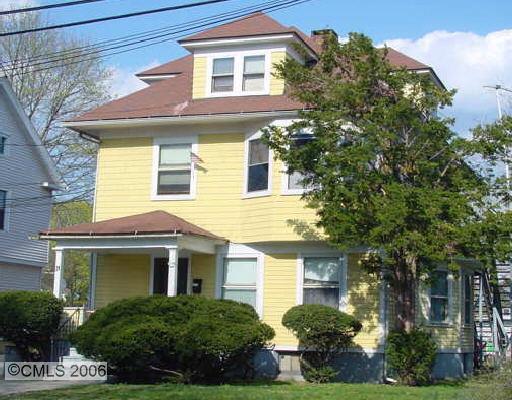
[39,210,226,309]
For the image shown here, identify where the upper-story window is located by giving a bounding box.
[463,274,472,325]
[209,53,268,96]
[243,56,265,92]
[247,138,269,193]
[158,144,192,195]
[283,132,314,194]
[0,136,6,155]
[0,190,7,230]
[212,58,234,93]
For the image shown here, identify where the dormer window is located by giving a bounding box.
[207,53,268,97]
[243,56,265,92]
[212,58,234,92]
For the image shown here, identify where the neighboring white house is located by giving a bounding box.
[0,77,60,291]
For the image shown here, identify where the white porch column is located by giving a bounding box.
[53,248,64,299]
[166,247,178,297]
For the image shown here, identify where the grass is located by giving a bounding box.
[0,381,469,400]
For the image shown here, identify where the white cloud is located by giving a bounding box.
[109,60,161,98]
[384,30,512,118]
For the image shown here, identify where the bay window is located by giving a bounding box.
[285,132,314,192]
[247,138,269,193]
[303,257,342,309]
[221,258,257,309]
[157,144,192,195]
[212,58,234,92]
[430,270,450,323]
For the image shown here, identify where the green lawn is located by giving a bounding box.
[0,381,471,400]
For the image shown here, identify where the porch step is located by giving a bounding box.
[61,347,92,363]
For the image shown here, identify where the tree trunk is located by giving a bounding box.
[393,255,417,332]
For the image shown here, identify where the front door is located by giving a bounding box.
[153,257,189,295]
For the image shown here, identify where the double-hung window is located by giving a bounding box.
[303,257,342,309]
[0,190,7,230]
[243,55,265,92]
[286,132,314,191]
[0,136,6,155]
[157,144,192,195]
[221,258,257,309]
[463,275,472,325]
[430,271,450,323]
[211,58,234,93]
[247,138,269,193]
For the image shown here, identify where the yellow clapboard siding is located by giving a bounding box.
[346,254,381,349]
[94,134,318,242]
[95,254,150,308]
[263,254,298,346]
[191,254,216,298]
[270,51,286,95]
[192,56,207,99]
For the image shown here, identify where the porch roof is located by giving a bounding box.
[39,210,224,241]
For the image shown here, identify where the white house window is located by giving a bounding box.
[221,258,257,309]
[247,138,269,193]
[212,58,234,92]
[0,190,6,230]
[157,144,192,195]
[430,271,449,322]
[286,133,314,191]
[303,257,341,309]
[243,55,265,92]
[463,275,472,325]
[0,136,6,155]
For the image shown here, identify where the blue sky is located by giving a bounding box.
[11,0,512,133]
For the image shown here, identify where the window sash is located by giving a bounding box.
[221,257,257,309]
[464,276,472,324]
[157,144,192,195]
[247,139,269,193]
[212,58,234,92]
[0,136,5,155]
[303,257,341,309]
[429,271,450,322]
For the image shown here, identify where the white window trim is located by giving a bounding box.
[243,130,272,198]
[296,252,348,312]
[281,167,308,196]
[151,135,198,201]
[0,188,10,232]
[205,50,271,98]
[215,245,264,317]
[461,273,473,327]
[426,269,454,326]
[0,134,9,157]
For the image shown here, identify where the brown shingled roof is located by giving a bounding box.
[40,210,223,240]
[70,13,435,124]
[136,54,193,77]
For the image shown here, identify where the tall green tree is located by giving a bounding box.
[265,33,512,331]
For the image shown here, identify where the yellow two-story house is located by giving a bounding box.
[41,13,474,381]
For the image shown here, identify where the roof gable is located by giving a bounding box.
[0,77,60,186]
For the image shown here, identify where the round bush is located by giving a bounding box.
[282,304,362,383]
[0,290,64,361]
[386,328,437,385]
[71,295,274,383]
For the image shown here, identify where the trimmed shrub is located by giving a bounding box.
[71,295,274,383]
[0,290,64,361]
[386,328,437,385]
[282,304,362,383]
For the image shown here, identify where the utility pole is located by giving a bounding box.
[484,85,512,191]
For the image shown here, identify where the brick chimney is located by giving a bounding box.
[311,28,338,48]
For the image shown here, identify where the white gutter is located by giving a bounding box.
[39,234,182,240]
[62,110,300,130]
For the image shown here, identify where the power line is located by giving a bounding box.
[1,0,286,67]
[0,0,234,37]
[0,0,298,71]
[9,0,310,75]
[0,0,111,16]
